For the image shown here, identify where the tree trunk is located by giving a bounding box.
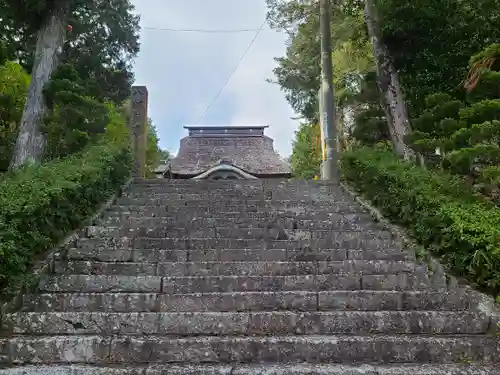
[9,3,70,169]
[363,0,414,160]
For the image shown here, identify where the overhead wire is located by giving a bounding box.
[142,26,275,33]
[195,19,267,124]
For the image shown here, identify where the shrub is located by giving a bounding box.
[43,64,114,159]
[0,142,132,297]
[341,147,500,295]
[0,61,30,171]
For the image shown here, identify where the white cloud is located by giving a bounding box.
[131,0,299,156]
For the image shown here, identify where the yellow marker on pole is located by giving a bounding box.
[318,91,327,161]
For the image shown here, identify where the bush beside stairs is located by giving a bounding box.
[0,179,499,374]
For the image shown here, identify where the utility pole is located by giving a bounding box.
[319,0,338,181]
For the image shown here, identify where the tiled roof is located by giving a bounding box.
[170,132,291,176]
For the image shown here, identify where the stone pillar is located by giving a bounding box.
[130,86,148,178]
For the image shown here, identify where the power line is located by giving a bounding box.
[142,26,276,33]
[195,19,266,124]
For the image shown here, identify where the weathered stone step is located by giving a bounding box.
[135,237,405,253]
[28,289,478,314]
[131,178,336,186]
[75,236,403,252]
[54,260,421,277]
[126,189,345,201]
[37,273,436,294]
[1,364,498,375]
[67,247,414,263]
[116,193,348,204]
[115,197,358,211]
[17,290,469,313]
[129,180,339,188]
[128,180,340,192]
[102,209,366,222]
[87,224,375,239]
[87,225,392,241]
[122,193,344,203]
[1,335,498,364]
[3,311,490,336]
[123,185,342,195]
[94,228,391,241]
[124,186,347,200]
[20,290,478,313]
[96,215,375,232]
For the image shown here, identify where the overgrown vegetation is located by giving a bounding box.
[407,44,500,203]
[341,147,500,295]
[290,122,322,179]
[267,0,500,299]
[0,0,168,297]
[267,0,500,171]
[0,143,132,297]
[0,61,30,171]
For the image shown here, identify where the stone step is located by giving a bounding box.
[131,178,336,186]
[66,247,414,263]
[128,181,341,192]
[126,189,345,200]
[116,192,348,204]
[102,209,367,221]
[88,224,377,239]
[1,335,498,364]
[3,311,491,336]
[96,215,375,232]
[123,186,343,196]
[20,290,479,313]
[37,273,437,294]
[54,260,422,277]
[86,226,389,240]
[2,364,498,375]
[133,237,404,253]
[114,197,358,211]
[124,195,343,205]
[129,180,339,188]
[75,236,404,252]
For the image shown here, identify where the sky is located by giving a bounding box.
[131,0,299,157]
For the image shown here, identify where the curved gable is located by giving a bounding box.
[192,163,258,180]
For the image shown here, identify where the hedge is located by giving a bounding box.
[340,147,500,296]
[0,143,132,297]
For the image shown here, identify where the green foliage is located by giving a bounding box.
[1,0,63,32]
[0,0,137,297]
[61,0,140,105]
[0,0,140,104]
[143,118,168,177]
[0,61,30,171]
[103,102,130,146]
[158,149,170,161]
[290,122,321,179]
[266,0,368,122]
[146,119,161,174]
[42,63,130,159]
[341,147,500,295]
[351,106,389,145]
[270,18,321,121]
[407,45,500,201]
[266,0,383,146]
[0,142,132,296]
[377,0,500,115]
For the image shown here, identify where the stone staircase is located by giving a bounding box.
[1,179,499,374]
